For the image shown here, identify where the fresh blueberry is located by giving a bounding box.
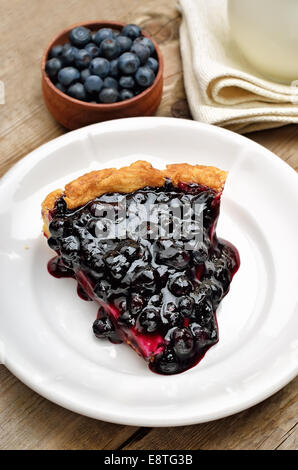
[146,57,159,73]
[49,45,63,58]
[45,58,62,79]
[93,317,114,339]
[119,75,135,89]
[135,66,155,87]
[99,38,120,60]
[84,42,99,58]
[69,26,91,47]
[80,68,91,82]
[93,28,113,45]
[109,59,119,77]
[121,24,141,40]
[98,87,119,103]
[103,76,118,89]
[74,49,91,69]
[138,307,160,333]
[134,37,155,55]
[130,43,150,64]
[118,52,140,74]
[119,89,134,100]
[60,44,78,65]
[89,57,110,78]
[55,82,66,93]
[172,328,194,357]
[67,82,87,101]
[58,66,80,86]
[116,35,132,53]
[84,75,103,94]
[62,43,72,52]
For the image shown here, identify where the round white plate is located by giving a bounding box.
[0,117,297,426]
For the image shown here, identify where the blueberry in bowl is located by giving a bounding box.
[42,21,163,129]
[42,161,240,375]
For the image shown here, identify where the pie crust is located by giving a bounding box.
[42,160,227,221]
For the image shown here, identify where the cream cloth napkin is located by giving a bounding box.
[179,0,298,133]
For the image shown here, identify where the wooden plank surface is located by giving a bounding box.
[0,0,297,450]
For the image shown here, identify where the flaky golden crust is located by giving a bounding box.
[163,164,227,192]
[64,161,165,209]
[64,168,116,209]
[41,161,227,227]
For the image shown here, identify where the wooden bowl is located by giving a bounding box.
[41,21,164,130]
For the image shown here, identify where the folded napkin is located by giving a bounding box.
[179,0,298,133]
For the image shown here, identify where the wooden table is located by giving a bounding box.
[0,0,297,450]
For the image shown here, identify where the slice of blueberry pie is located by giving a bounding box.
[42,161,239,374]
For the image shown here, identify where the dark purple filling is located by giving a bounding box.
[46,180,240,374]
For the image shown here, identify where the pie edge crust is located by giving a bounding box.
[41,160,227,235]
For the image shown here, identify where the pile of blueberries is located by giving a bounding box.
[45,24,159,103]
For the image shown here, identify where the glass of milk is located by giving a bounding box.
[228,0,298,83]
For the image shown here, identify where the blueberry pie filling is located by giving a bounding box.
[42,161,239,374]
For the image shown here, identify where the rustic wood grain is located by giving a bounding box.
[0,0,297,451]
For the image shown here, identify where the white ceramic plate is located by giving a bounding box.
[0,118,297,426]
